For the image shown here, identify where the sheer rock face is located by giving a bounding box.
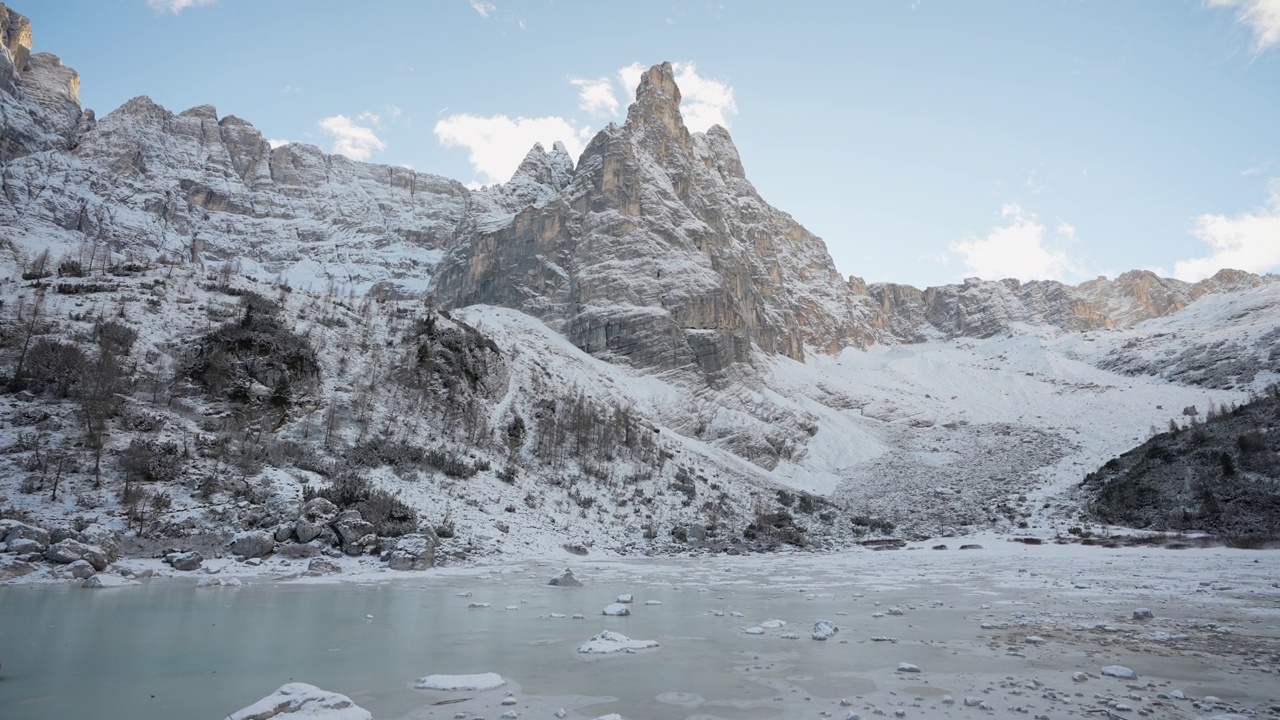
[433,62,880,376]
[0,3,85,161]
[0,6,469,294]
[0,10,1273,376]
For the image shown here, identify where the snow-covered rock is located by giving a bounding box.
[227,682,371,720]
[1101,665,1137,679]
[602,603,630,616]
[44,539,109,571]
[548,568,582,586]
[229,531,275,559]
[385,534,435,571]
[812,619,839,640]
[576,630,659,654]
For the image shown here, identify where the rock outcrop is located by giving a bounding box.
[433,62,881,377]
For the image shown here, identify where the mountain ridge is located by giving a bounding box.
[0,6,1277,568]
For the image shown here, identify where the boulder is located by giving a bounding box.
[76,524,121,562]
[602,603,630,616]
[1101,665,1136,679]
[548,568,582,586]
[386,534,435,571]
[3,520,50,548]
[353,533,378,555]
[44,539,110,571]
[228,531,275,559]
[306,557,342,575]
[66,559,96,579]
[1133,608,1154,621]
[295,517,326,544]
[169,551,204,571]
[333,511,374,553]
[0,559,36,580]
[300,497,338,519]
[228,682,371,720]
[273,523,296,543]
[6,537,43,555]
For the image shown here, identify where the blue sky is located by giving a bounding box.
[25,0,1280,287]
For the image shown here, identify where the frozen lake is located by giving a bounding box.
[2,543,1278,719]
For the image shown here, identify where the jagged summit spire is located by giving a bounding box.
[626,62,688,142]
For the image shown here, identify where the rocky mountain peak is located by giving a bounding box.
[624,61,691,155]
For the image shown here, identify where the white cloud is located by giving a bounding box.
[617,61,738,132]
[318,114,386,161]
[570,76,619,117]
[949,204,1079,281]
[1174,181,1280,280]
[1206,0,1280,54]
[434,114,589,184]
[468,0,495,17]
[147,0,213,13]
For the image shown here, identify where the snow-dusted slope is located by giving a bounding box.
[0,7,1277,563]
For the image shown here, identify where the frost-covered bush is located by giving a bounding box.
[184,292,319,407]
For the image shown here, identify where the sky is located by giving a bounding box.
[22,0,1280,288]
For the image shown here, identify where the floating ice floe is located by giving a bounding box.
[813,619,839,640]
[468,602,491,609]
[644,600,662,606]
[228,682,371,720]
[415,672,506,691]
[577,629,660,654]
[759,619,786,629]
[616,594,633,603]
[742,626,765,635]
[602,603,630,616]
[896,662,920,673]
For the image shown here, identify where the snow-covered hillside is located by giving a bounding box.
[1,5,1277,578]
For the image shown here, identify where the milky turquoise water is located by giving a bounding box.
[2,550,1276,719]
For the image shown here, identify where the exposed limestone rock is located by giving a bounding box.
[228,531,275,559]
[385,534,435,571]
[44,538,109,571]
[434,61,881,379]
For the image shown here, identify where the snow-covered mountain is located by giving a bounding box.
[1,5,1277,568]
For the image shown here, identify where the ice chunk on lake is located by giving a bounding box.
[759,619,786,629]
[228,682,371,719]
[813,619,839,640]
[415,672,506,691]
[616,594,633,603]
[602,603,630,616]
[577,629,659,654]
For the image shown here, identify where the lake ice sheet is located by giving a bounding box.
[1,544,1278,719]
